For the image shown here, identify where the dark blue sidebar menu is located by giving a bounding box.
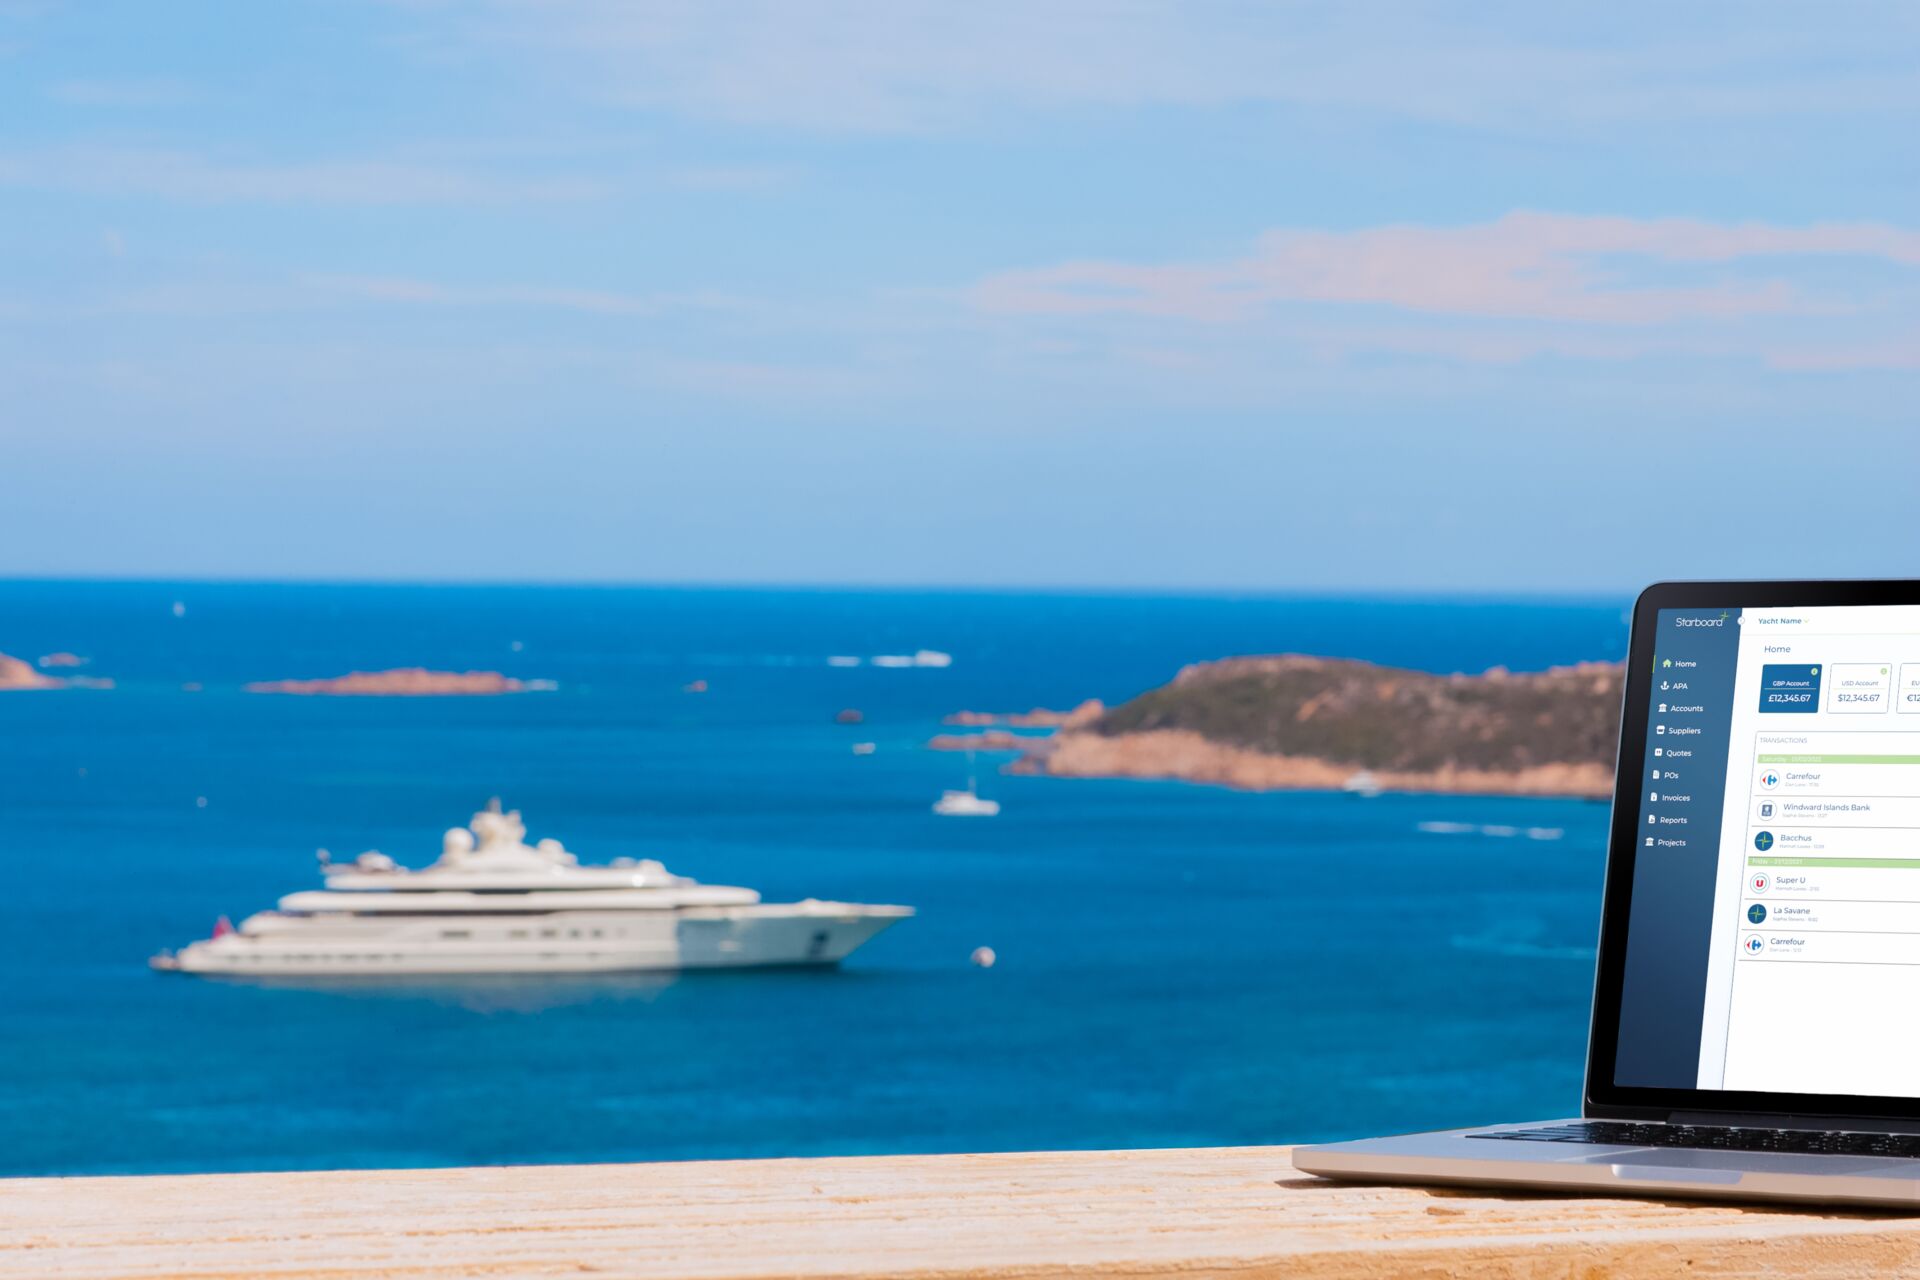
[1612,607,1743,1089]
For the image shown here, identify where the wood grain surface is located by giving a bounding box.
[6,1145,1920,1278]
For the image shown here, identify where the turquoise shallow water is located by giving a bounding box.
[0,583,1627,1176]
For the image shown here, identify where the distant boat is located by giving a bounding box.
[935,753,999,816]
[150,802,912,977]
[934,788,1000,817]
[1342,770,1383,798]
[871,650,952,669]
[851,742,876,756]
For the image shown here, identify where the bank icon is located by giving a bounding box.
[1760,802,1774,818]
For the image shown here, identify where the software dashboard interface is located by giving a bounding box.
[1612,604,1920,1097]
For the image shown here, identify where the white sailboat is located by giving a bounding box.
[933,754,1000,817]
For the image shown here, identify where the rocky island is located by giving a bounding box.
[244,668,543,696]
[1007,655,1623,798]
[0,651,63,690]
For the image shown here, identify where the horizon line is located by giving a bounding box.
[0,572,1640,604]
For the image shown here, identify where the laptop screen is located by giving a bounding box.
[1611,600,1920,1099]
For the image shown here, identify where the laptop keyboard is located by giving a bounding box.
[1471,1120,1920,1157]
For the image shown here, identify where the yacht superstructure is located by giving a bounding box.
[152,804,912,976]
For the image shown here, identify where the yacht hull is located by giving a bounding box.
[152,904,911,977]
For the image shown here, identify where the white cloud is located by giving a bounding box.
[0,146,598,204]
[303,274,668,315]
[2,272,776,324]
[1768,338,1920,372]
[48,77,197,107]
[424,1,1920,134]
[661,165,795,191]
[967,211,1920,369]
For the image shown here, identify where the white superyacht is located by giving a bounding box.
[152,804,912,977]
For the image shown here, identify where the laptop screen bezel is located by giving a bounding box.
[1586,578,1920,1122]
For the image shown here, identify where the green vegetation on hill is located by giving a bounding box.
[1089,655,1623,774]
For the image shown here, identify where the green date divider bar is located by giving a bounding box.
[1750,856,1920,868]
[1756,753,1920,764]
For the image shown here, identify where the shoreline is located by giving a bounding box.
[958,654,1624,801]
[1009,728,1615,799]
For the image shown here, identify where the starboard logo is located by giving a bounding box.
[1674,611,1731,628]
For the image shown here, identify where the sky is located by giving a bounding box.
[2,1,1917,592]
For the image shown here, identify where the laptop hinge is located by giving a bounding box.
[1669,1111,1920,1134]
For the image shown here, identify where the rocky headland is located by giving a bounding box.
[929,729,1046,752]
[941,700,1106,730]
[244,669,541,696]
[1006,655,1623,798]
[931,701,1108,753]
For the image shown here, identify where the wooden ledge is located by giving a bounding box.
[5,1145,1920,1278]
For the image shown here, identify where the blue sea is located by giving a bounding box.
[0,583,1629,1177]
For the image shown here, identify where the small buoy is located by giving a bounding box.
[195,796,208,809]
[683,679,709,693]
[835,708,864,724]
[510,640,524,653]
[171,601,186,618]
[970,946,996,969]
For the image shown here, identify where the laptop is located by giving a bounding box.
[1294,580,1920,1207]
